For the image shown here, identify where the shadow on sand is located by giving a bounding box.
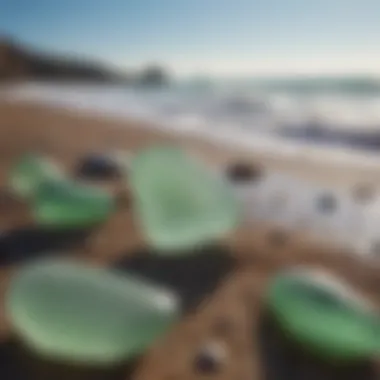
[0,339,137,380]
[258,311,377,380]
[0,225,94,266]
[113,244,236,314]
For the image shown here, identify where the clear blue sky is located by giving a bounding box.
[2,0,380,76]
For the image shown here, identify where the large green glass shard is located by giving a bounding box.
[6,258,179,365]
[8,153,63,199]
[32,179,115,228]
[266,267,380,360]
[129,146,240,253]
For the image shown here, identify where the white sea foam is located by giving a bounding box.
[3,82,380,170]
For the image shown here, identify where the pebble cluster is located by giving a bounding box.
[224,162,380,257]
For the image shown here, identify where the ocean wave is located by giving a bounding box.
[4,82,380,166]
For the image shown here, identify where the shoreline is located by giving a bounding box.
[2,98,380,188]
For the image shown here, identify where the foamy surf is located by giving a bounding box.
[3,82,380,170]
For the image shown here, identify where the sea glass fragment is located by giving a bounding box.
[6,258,179,365]
[8,153,63,199]
[129,146,240,252]
[266,267,380,360]
[32,178,115,228]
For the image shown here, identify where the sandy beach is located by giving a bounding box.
[3,99,380,188]
[1,100,380,380]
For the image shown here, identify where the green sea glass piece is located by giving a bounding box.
[266,267,380,360]
[129,146,240,253]
[32,178,115,228]
[6,258,179,365]
[8,153,63,199]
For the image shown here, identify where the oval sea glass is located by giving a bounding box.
[32,178,115,228]
[266,267,380,360]
[9,153,63,199]
[129,146,240,253]
[6,258,179,365]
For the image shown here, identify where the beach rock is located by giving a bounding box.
[6,258,179,365]
[315,193,337,214]
[225,162,263,184]
[75,153,121,181]
[8,153,63,200]
[32,178,115,228]
[266,267,380,360]
[0,37,125,82]
[129,146,240,253]
[193,341,227,374]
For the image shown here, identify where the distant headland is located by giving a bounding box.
[0,36,171,87]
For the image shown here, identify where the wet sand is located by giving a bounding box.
[0,100,380,380]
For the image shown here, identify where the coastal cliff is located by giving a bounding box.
[0,37,124,82]
[0,37,170,86]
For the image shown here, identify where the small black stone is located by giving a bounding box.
[315,193,337,214]
[226,162,263,184]
[75,153,121,181]
[193,342,226,374]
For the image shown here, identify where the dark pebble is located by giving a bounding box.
[75,154,121,181]
[315,193,337,214]
[193,342,226,374]
[226,162,263,184]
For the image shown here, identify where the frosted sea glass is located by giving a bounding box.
[32,178,115,228]
[129,146,240,253]
[266,267,380,360]
[6,258,179,365]
[9,153,63,199]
